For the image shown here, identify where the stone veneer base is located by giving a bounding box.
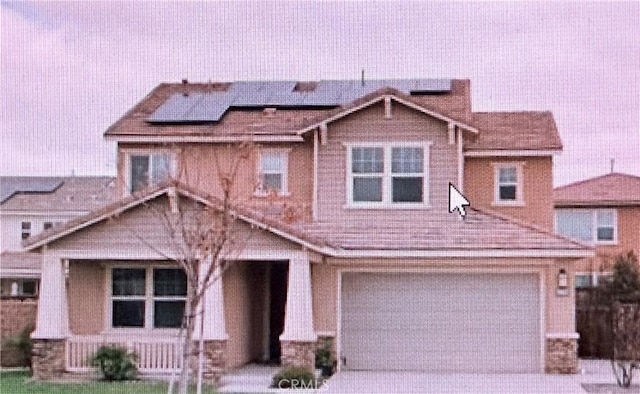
[545,337,579,374]
[32,339,66,380]
[280,340,316,370]
[201,340,226,385]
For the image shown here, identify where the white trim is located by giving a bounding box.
[106,135,304,143]
[327,248,594,259]
[297,94,478,135]
[546,333,580,340]
[105,264,187,333]
[345,142,432,208]
[0,211,88,217]
[336,267,546,373]
[121,148,178,195]
[254,148,291,197]
[492,162,525,206]
[465,149,561,157]
[456,128,464,192]
[312,130,319,221]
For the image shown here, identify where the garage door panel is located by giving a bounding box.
[341,272,541,373]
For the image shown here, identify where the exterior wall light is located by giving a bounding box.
[557,268,569,296]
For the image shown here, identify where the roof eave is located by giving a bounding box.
[105,134,305,143]
[464,149,562,157]
[296,93,478,135]
[326,248,594,259]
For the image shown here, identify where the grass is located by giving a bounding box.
[0,371,220,394]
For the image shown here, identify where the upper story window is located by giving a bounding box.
[21,222,31,240]
[348,144,430,207]
[256,150,289,196]
[111,267,187,329]
[555,209,618,244]
[493,163,524,205]
[128,152,174,193]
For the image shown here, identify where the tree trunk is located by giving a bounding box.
[177,287,199,394]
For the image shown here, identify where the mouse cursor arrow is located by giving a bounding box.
[448,183,470,217]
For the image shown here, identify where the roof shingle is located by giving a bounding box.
[554,173,640,207]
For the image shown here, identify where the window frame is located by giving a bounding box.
[255,148,290,197]
[555,208,618,245]
[21,221,31,240]
[492,162,525,206]
[123,149,176,194]
[106,265,187,332]
[346,142,431,208]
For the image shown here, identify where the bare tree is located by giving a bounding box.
[125,141,256,394]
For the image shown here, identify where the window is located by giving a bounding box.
[43,222,53,230]
[493,163,524,205]
[257,150,289,195]
[348,144,429,206]
[129,153,172,193]
[1,279,39,297]
[556,209,617,244]
[21,222,31,240]
[110,267,186,329]
[575,274,593,288]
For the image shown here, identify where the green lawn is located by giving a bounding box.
[0,371,219,394]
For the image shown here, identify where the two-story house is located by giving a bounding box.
[0,176,115,297]
[554,172,640,287]
[22,79,592,382]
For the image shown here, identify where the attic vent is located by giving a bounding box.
[293,81,317,92]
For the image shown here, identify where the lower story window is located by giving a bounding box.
[111,267,187,329]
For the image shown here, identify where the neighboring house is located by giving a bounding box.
[22,79,592,382]
[554,172,640,287]
[0,176,116,297]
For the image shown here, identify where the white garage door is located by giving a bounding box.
[340,272,541,373]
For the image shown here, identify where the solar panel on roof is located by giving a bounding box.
[147,79,452,123]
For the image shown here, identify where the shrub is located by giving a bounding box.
[271,366,316,389]
[2,324,34,371]
[90,345,138,381]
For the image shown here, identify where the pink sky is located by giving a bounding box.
[1,1,638,186]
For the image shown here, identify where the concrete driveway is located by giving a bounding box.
[320,371,586,393]
[319,361,628,393]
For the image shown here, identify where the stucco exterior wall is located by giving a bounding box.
[223,261,253,368]
[68,260,104,335]
[116,141,315,220]
[464,156,554,231]
[311,262,336,334]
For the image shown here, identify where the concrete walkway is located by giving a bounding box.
[217,360,636,393]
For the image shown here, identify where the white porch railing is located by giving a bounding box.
[66,336,184,374]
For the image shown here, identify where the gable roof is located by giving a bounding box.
[295,87,478,135]
[24,183,592,259]
[0,252,41,279]
[0,176,116,212]
[22,181,331,253]
[464,112,562,154]
[554,173,640,207]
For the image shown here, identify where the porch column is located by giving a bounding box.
[280,253,317,369]
[193,260,227,385]
[31,253,68,380]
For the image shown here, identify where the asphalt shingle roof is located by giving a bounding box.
[554,173,640,207]
[0,176,116,212]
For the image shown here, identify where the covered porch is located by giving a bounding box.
[23,186,325,382]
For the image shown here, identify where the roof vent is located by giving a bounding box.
[182,79,188,84]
